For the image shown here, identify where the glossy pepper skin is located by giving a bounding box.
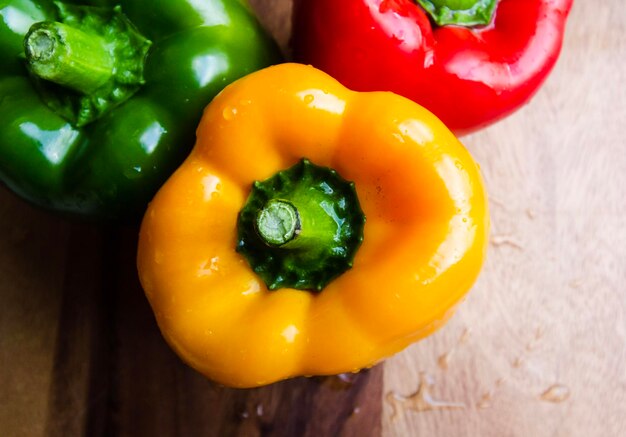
[292,0,573,135]
[137,63,489,388]
[0,0,280,219]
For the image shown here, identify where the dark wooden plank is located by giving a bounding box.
[106,227,383,437]
[0,188,71,437]
[41,221,382,436]
[44,224,113,437]
[10,2,385,434]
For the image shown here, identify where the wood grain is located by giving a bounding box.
[101,227,383,437]
[1,0,625,436]
[381,0,626,435]
[0,214,381,437]
[0,190,70,436]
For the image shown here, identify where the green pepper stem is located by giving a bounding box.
[24,21,114,95]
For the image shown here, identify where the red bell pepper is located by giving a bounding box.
[292,0,573,134]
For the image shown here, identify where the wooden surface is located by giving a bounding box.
[1,0,625,436]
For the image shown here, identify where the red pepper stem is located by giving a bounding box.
[24,21,114,95]
[415,0,497,27]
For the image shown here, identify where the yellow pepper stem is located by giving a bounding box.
[256,199,300,246]
[237,159,365,291]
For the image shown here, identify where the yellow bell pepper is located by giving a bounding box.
[137,63,489,388]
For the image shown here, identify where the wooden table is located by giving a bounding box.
[1,1,624,435]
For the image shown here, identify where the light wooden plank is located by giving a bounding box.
[383,0,626,435]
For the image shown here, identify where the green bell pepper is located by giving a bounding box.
[0,0,280,219]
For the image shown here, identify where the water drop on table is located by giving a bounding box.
[540,384,571,403]
[386,372,465,419]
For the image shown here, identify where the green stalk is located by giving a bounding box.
[25,21,114,95]
[238,159,365,291]
[256,199,301,247]
[415,0,498,27]
[255,192,339,251]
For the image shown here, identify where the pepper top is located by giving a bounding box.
[416,0,497,26]
[23,3,151,126]
[237,159,365,291]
